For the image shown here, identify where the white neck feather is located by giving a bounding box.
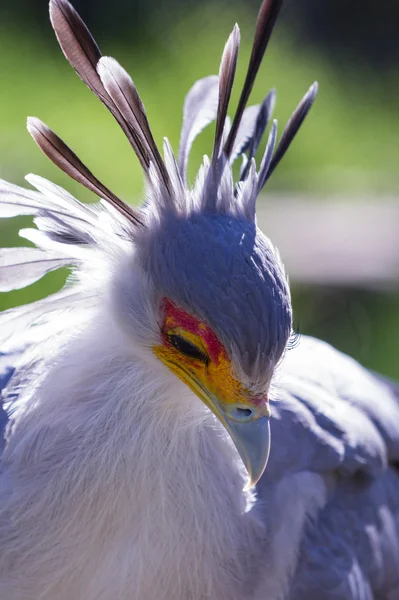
[0,311,268,600]
[0,306,328,600]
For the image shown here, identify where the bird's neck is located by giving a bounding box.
[3,315,266,600]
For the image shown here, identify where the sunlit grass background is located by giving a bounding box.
[0,0,398,378]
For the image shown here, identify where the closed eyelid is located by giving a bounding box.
[161,298,226,363]
[168,327,208,355]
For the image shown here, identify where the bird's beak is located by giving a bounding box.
[222,411,271,490]
[153,327,271,488]
[204,392,271,489]
[167,362,271,488]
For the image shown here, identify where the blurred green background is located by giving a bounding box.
[0,0,398,379]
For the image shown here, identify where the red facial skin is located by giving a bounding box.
[161,298,225,363]
[160,298,268,410]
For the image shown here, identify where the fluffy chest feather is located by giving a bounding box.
[0,427,265,600]
[0,329,328,600]
[0,343,266,600]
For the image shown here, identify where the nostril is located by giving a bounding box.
[227,406,255,422]
[236,407,253,418]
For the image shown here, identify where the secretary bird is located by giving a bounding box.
[0,0,398,598]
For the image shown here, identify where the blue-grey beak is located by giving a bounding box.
[224,415,271,490]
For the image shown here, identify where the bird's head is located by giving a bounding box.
[18,0,316,488]
[129,211,290,487]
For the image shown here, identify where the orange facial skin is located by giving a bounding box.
[153,298,270,416]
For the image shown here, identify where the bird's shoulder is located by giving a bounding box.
[287,465,399,600]
[266,335,399,480]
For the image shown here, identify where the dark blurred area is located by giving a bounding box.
[3,0,398,69]
[0,0,398,379]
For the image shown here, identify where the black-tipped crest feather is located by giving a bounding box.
[27,117,142,225]
[224,0,282,157]
[213,24,240,161]
[265,82,318,182]
[50,0,102,94]
[97,57,172,196]
[0,0,318,302]
[50,0,169,192]
[46,0,317,218]
[49,0,132,140]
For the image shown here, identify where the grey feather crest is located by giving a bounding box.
[0,0,316,348]
[29,0,317,226]
[0,0,308,397]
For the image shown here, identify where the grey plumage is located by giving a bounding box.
[260,338,399,599]
[0,0,398,599]
[139,212,291,383]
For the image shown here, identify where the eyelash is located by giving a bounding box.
[167,329,300,360]
[287,329,301,350]
[168,333,209,364]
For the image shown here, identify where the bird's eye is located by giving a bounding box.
[168,334,209,364]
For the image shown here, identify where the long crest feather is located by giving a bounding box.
[239,89,275,181]
[178,75,219,182]
[50,0,104,100]
[203,24,240,213]
[224,0,282,157]
[49,0,143,158]
[50,0,170,195]
[27,117,142,225]
[97,57,173,198]
[257,119,278,192]
[229,105,260,163]
[265,82,318,182]
[213,24,240,162]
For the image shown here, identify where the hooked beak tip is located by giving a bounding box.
[224,415,271,491]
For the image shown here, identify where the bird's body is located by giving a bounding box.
[1,328,399,600]
[0,0,398,598]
